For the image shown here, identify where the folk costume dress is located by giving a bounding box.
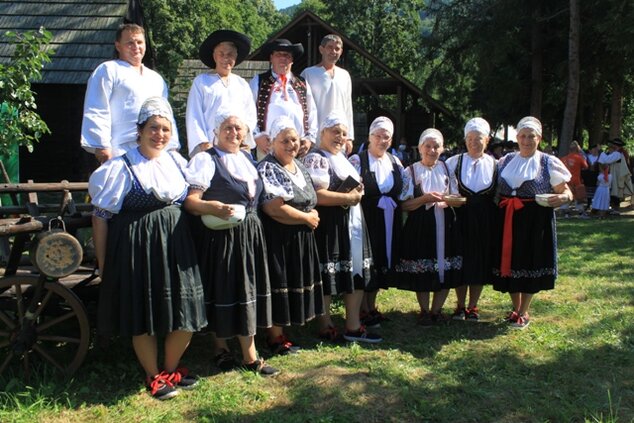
[445,153,497,285]
[302,149,374,295]
[187,148,272,338]
[89,148,206,337]
[591,172,612,212]
[257,155,325,326]
[393,161,463,291]
[493,151,571,293]
[349,150,404,290]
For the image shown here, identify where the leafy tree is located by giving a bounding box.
[0,27,53,156]
[143,0,283,84]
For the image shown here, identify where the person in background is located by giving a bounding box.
[302,111,381,343]
[301,34,355,156]
[582,144,602,209]
[185,109,277,376]
[446,118,497,321]
[560,141,589,217]
[598,138,632,213]
[257,116,324,355]
[250,39,317,158]
[395,137,412,167]
[90,97,206,400]
[591,163,612,218]
[493,116,572,329]
[394,128,463,326]
[186,30,256,157]
[348,117,403,329]
[81,24,179,163]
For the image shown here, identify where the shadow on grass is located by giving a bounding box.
[192,334,633,422]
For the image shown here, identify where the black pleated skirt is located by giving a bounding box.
[313,204,373,295]
[98,205,207,337]
[262,214,324,326]
[393,205,463,292]
[456,195,496,285]
[361,198,402,291]
[195,211,272,338]
[492,202,557,294]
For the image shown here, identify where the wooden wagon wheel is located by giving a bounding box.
[0,276,90,378]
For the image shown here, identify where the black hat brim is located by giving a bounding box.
[199,30,251,69]
[262,40,304,61]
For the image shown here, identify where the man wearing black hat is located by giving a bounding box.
[249,39,317,156]
[598,138,633,210]
[186,30,257,156]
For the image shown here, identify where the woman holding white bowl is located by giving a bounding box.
[493,116,572,329]
[185,109,277,376]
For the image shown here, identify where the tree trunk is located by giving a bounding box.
[609,77,624,139]
[560,0,581,156]
[588,81,606,146]
[530,0,543,118]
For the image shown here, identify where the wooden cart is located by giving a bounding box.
[0,181,98,378]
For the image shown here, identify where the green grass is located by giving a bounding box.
[1,218,633,422]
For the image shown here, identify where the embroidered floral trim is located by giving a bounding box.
[320,258,372,274]
[271,281,322,295]
[93,207,113,219]
[492,267,557,278]
[395,256,462,274]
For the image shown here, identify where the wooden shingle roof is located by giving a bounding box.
[0,0,128,84]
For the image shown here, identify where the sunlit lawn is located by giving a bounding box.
[1,217,632,422]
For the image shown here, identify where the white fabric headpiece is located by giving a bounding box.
[369,116,394,138]
[516,116,542,137]
[464,117,490,138]
[137,96,173,126]
[269,116,298,141]
[418,128,444,146]
[319,110,348,134]
[213,107,255,148]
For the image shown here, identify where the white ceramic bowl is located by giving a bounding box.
[444,194,467,206]
[535,193,557,207]
[201,204,246,230]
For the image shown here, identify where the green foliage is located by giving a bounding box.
[0,27,53,156]
[143,0,284,84]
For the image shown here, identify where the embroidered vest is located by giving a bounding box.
[256,70,309,134]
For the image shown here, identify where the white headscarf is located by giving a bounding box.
[369,116,394,138]
[137,96,174,126]
[418,128,444,146]
[269,115,298,141]
[213,107,255,148]
[516,116,542,137]
[464,117,490,138]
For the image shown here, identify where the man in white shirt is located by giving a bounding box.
[80,24,179,163]
[249,39,317,157]
[186,30,256,157]
[598,138,633,210]
[301,34,354,155]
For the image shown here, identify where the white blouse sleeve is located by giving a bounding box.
[185,152,216,191]
[88,157,132,215]
[302,152,331,190]
[547,155,572,187]
[257,160,294,203]
[399,164,415,201]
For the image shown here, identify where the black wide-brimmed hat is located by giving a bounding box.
[261,39,304,60]
[199,29,251,69]
[608,137,625,147]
